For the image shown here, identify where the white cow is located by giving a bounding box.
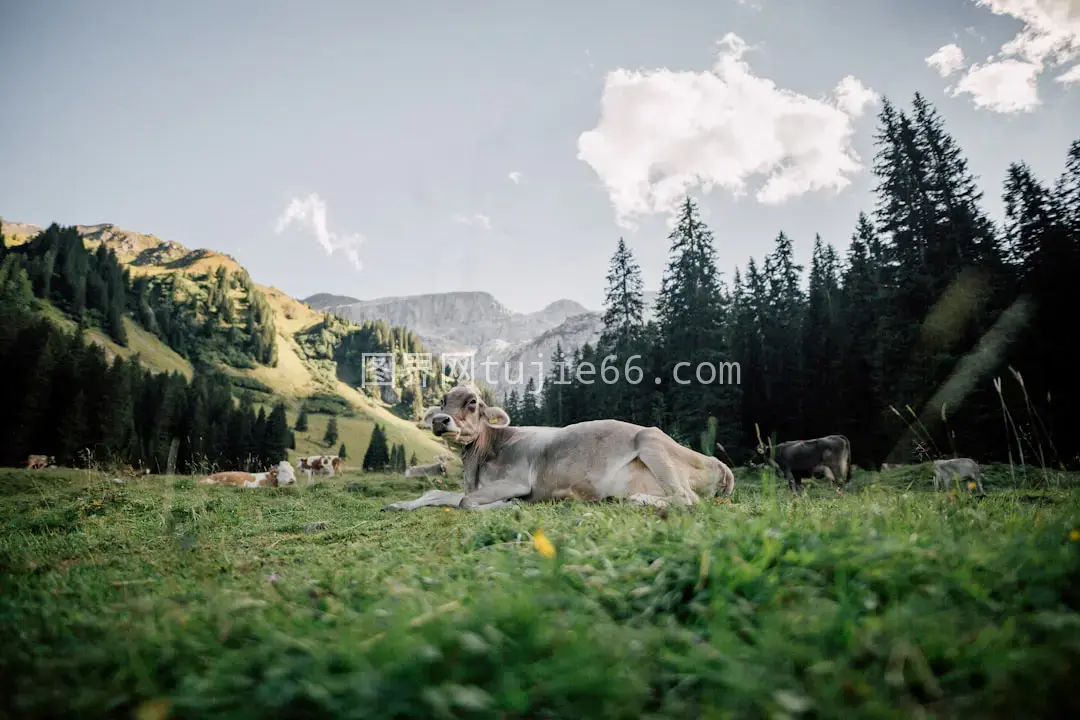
[384,383,736,511]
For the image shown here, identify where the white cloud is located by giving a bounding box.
[274,193,364,271]
[939,0,1080,112]
[1057,62,1080,83]
[575,32,879,228]
[508,171,522,184]
[454,213,492,230]
[951,58,1042,112]
[926,43,967,77]
[833,75,878,117]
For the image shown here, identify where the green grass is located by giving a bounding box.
[1,464,1078,718]
[277,409,452,468]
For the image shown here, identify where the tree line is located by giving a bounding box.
[505,93,1079,470]
[0,253,291,472]
[0,224,279,371]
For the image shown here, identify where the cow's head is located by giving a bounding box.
[274,460,297,486]
[425,383,510,446]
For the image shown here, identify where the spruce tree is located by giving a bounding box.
[521,377,541,425]
[800,235,842,438]
[338,442,347,459]
[598,238,647,422]
[262,402,290,464]
[504,388,521,424]
[295,407,309,431]
[654,196,740,447]
[541,342,568,426]
[362,423,390,471]
[323,416,339,447]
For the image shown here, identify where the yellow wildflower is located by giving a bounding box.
[135,698,172,720]
[1069,529,1079,542]
[967,481,977,491]
[443,507,450,513]
[532,529,556,558]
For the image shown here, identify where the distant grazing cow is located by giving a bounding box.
[933,458,985,494]
[384,383,735,511]
[26,455,54,470]
[296,455,342,484]
[201,460,297,488]
[404,461,448,478]
[759,435,852,495]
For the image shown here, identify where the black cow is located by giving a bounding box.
[759,434,852,494]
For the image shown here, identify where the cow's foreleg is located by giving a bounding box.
[460,478,531,510]
[785,469,804,495]
[382,489,466,511]
[627,494,671,508]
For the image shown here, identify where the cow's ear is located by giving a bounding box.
[421,405,441,426]
[483,406,511,427]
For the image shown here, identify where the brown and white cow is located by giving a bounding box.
[384,383,735,511]
[201,460,297,488]
[296,455,342,484]
[26,455,55,470]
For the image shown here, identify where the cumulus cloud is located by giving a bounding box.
[274,193,364,271]
[575,32,879,228]
[508,171,522,184]
[454,213,492,230]
[952,58,1042,112]
[926,43,967,77]
[936,0,1080,112]
[1057,62,1080,84]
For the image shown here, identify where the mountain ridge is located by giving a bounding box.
[1,216,452,462]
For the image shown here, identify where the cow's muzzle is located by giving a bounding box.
[430,414,458,437]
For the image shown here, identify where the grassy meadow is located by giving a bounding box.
[1,463,1078,719]
[285,410,453,468]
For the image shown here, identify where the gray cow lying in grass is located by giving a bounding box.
[383,383,736,511]
[933,457,985,494]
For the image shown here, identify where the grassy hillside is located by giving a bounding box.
[1,464,1077,717]
[35,299,194,379]
[284,407,452,467]
[3,218,447,460]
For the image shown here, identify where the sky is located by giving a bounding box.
[2,0,1078,315]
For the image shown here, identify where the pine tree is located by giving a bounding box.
[654,197,740,446]
[521,377,541,425]
[409,451,418,467]
[800,235,842,438]
[837,213,889,464]
[362,423,390,471]
[262,402,290,465]
[295,407,309,431]
[339,442,347,459]
[598,238,647,422]
[600,237,645,347]
[504,388,521,424]
[541,342,568,426]
[410,383,425,420]
[323,416,339,447]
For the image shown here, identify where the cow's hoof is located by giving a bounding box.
[460,498,480,511]
[382,503,406,512]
